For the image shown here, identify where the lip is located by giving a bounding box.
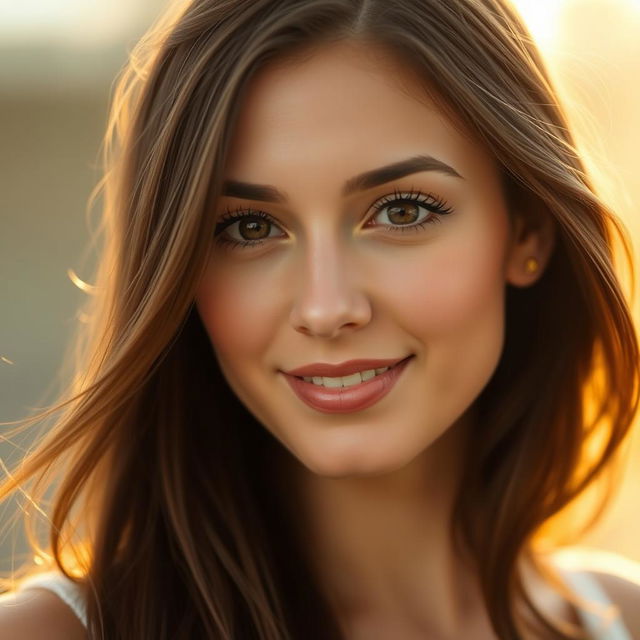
[284,356,409,378]
[282,355,413,414]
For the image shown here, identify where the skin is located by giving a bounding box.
[196,40,556,638]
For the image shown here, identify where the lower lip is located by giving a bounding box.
[282,357,413,414]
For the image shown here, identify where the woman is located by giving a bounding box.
[1,0,639,638]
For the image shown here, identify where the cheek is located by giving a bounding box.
[383,230,507,333]
[195,265,280,367]
[381,220,508,397]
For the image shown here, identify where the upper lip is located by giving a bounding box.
[284,356,411,378]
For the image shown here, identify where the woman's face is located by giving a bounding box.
[196,41,539,477]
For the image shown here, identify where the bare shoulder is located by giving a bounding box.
[0,587,87,640]
[553,546,640,640]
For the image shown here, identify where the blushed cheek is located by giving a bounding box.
[396,227,508,407]
[380,239,506,337]
[195,268,278,367]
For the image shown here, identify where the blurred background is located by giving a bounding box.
[0,0,638,572]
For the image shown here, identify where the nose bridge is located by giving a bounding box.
[289,226,371,338]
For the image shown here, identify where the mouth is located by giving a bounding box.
[284,355,413,389]
[281,355,414,414]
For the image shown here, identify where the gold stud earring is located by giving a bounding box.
[524,257,539,274]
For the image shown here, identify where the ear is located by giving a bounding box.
[504,206,557,287]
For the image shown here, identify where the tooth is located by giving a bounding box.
[305,367,391,388]
[342,372,363,387]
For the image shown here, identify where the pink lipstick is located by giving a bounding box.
[281,356,413,414]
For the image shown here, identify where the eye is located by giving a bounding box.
[213,208,286,249]
[365,188,454,232]
[213,188,454,251]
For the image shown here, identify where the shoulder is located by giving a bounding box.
[588,560,640,640]
[551,546,640,640]
[0,586,87,640]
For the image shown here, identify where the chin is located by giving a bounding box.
[293,438,415,479]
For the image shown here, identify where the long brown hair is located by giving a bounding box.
[2,0,638,637]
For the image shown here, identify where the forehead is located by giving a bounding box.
[223,40,499,195]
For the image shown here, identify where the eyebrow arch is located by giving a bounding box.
[221,154,464,203]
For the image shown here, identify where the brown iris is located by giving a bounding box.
[386,202,420,225]
[239,218,270,240]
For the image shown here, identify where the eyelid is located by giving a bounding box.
[366,187,453,218]
[215,207,285,232]
[217,187,452,224]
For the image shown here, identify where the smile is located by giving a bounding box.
[282,356,413,414]
[298,365,392,388]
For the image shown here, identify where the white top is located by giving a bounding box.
[552,547,635,640]
[20,570,88,628]
[558,569,632,639]
[18,549,635,638]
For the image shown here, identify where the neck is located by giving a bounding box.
[270,408,495,637]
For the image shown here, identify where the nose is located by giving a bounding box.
[289,238,372,339]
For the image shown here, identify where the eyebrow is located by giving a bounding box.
[221,154,464,203]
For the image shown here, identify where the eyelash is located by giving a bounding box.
[213,188,454,250]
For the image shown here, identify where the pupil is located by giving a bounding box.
[388,202,419,225]
[240,218,269,240]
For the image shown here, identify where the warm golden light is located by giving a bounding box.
[510,0,564,47]
[511,0,640,562]
[67,268,96,294]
